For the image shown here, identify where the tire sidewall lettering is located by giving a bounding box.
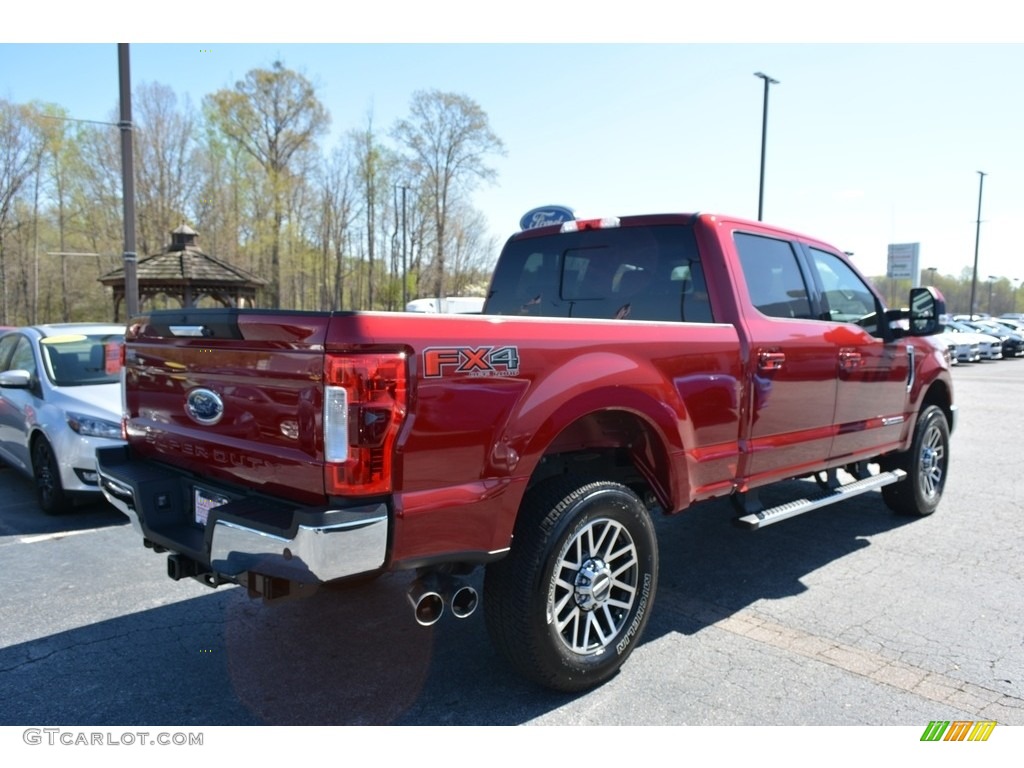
[616,571,653,656]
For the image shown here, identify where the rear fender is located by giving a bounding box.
[516,384,689,515]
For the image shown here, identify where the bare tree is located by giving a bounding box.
[391,90,504,302]
[352,114,404,310]
[353,118,380,309]
[134,82,200,255]
[205,61,329,306]
[0,100,45,323]
[75,119,124,253]
[315,144,356,310]
[445,203,500,296]
[282,155,318,309]
[36,104,83,321]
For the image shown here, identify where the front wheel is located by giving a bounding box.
[484,477,658,692]
[32,437,72,515]
[881,405,950,516]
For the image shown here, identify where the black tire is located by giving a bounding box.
[484,477,658,692]
[881,405,950,516]
[32,437,72,515]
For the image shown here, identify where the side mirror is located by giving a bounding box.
[906,286,945,336]
[0,369,32,389]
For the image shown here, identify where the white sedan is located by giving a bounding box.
[0,323,125,514]
[931,329,974,363]
[943,320,1003,360]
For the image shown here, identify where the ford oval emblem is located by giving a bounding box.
[520,205,575,231]
[185,388,224,425]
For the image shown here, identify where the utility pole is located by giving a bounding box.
[118,43,139,320]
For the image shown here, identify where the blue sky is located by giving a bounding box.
[3,4,1023,287]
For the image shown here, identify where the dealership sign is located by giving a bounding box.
[887,242,920,280]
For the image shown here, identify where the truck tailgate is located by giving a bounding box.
[124,310,332,506]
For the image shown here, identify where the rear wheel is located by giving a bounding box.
[484,477,658,692]
[32,437,72,515]
[882,405,950,516]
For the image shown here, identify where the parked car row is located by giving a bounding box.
[935,316,1024,364]
[0,323,126,513]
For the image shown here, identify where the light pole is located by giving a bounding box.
[1014,278,1020,314]
[754,72,779,222]
[968,171,986,320]
[988,275,997,315]
[926,266,938,286]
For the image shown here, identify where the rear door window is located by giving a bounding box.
[734,232,813,320]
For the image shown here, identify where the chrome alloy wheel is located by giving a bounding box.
[918,419,946,502]
[548,517,639,655]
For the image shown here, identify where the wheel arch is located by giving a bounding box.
[28,426,53,468]
[919,377,954,435]
[516,385,690,517]
[28,427,72,514]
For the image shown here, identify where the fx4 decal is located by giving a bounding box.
[423,346,521,378]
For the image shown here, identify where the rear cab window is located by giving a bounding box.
[485,224,714,323]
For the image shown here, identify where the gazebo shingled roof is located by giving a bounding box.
[99,225,267,321]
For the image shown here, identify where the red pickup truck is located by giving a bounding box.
[97,212,955,691]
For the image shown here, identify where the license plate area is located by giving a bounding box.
[193,487,229,527]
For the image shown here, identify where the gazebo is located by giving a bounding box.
[99,225,267,321]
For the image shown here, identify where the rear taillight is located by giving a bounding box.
[323,352,408,495]
[120,344,128,440]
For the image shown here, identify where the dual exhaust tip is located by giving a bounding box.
[407,574,479,626]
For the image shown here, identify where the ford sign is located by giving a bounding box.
[520,205,575,231]
[185,388,225,426]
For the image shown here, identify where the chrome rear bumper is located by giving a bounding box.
[96,446,387,584]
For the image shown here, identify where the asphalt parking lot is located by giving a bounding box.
[1,359,1022,727]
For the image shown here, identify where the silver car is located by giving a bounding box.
[0,323,125,514]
